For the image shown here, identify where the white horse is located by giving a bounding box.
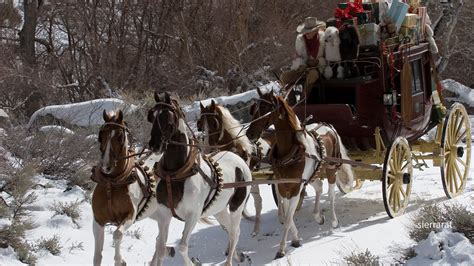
[198,100,273,236]
[92,110,166,266]
[148,92,252,266]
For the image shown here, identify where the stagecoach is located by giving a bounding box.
[251,41,471,218]
[287,41,472,218]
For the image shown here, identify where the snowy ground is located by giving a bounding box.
[0,136,473,266]
[1,80,473,265]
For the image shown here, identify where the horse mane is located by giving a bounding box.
[275,95,301,130]
[216,105,253,154]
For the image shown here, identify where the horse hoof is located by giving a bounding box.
[315,215,325,225]
[291,240,302,248]
[167,246,175,257]
[191,257,202,266]
[331,219,339,228]
[274,251,285,259]
[238,251,246,263]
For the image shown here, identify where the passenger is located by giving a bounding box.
[280,17,326,100]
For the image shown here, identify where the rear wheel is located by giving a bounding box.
[382,137,413,218]
[440,103,471,198]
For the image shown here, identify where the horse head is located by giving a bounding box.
[147,91,184,153]
[198,99,223,145]
[98,109,129,175]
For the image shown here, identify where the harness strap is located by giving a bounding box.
[105,182,118,225]
[165,174,184,221]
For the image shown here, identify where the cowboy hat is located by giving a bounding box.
[296,17,326,34]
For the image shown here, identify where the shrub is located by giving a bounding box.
[35,235,62,256]
[49,200,82,228]
[409,203,474,243]
[343,249,380,266]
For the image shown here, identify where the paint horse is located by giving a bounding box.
[246,88,354,259]
[91,110,161,266]
[148,92,252,266]
[197,100,272,236]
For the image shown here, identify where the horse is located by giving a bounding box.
[197,99,272,236]
[148,92,252,266]
[246,88,354,259]
[91,109,166,266]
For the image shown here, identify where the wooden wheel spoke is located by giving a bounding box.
[448,162,455,193]
[456,157,468,168]
[456,130,467,144]
[399,185,406,199]
[454,116,465,139]
[453,161,462,191]
[401,162,409,172]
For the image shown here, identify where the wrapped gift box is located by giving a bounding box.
[356,10,373,24]
[402,13,418,28]
[362,2,380,23]
[387,0,410,32]
[418,6,427,40]
[400,26,417,42]
[358,23,379,46]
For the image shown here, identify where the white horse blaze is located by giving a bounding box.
[101,130,115,174]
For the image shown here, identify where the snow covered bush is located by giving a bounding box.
[409,204,473,243]
[35,235,62,256]
[49,200,82,228]
[343,249,380,266]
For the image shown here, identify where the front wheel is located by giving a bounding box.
[382,137,413,218]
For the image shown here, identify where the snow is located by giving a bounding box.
[27,98,138,128]
[0,109,8,118]
[442,79,474,107]
[408,230,474,265]
[1,79,473,265]
[183,81,281,122]
[39,125,75,136]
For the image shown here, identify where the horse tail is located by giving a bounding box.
[334,130,354,191]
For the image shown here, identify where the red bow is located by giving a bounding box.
[335,2,364,20]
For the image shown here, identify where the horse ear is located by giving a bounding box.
[210,99,216,109]
[200,102,205,111]
[116,110,123,123]
[154,91,161,102]
[103,109,110,121]
[164,92,171,103]
[257,87,263,96]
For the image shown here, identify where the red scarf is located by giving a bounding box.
[303,34,320,59]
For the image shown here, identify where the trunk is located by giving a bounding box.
[18,0,39,65]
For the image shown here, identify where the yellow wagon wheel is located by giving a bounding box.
[440,103,471,198]
[382,137,413,218]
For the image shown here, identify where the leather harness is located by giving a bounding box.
[153,144,222,221]
[90,155,155,225]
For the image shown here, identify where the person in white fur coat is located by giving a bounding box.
[280,17,326,98]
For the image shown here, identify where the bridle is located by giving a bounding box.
[199,111,224,142]
[99,121,131,169]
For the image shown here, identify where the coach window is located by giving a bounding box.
[411,60,423,94]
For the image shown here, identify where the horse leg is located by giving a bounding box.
[215,209,245,265]
[151,213,172,266]
[180,214,200,266]
[275,195,299,259]
[113,220,133,266]
[310,178,325,224]
[328,171,339,228]
[250,185,262,236]
[93,220,104,266]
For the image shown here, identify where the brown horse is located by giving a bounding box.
[197,100,272,236]
[91,110,164,266]
[148,92,252,266]
[246,88,353,259]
